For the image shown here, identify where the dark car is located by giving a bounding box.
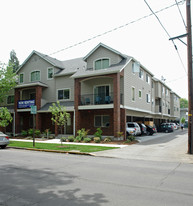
[145,125,154,135]
[138,123,147,135]
[159,123,174,133]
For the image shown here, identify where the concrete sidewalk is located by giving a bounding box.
[93,129,193,164]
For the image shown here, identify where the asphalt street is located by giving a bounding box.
[0,130,193,206]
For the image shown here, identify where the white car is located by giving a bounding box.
[169,123,178,130]
[0,132,9,149]
[126,122,141,136]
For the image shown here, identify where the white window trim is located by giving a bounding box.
[47,67,54,80]
[93,57,110,70]
[146,93,151,104]
[19,73,24,84]
[57,88,71,101]
[132,87,135,102]
[30,70,41,82]
[139,68,144,80]
[138,89,142,99]
[146,74,150,84]
[132,62,136,75]
[94,115,110,128]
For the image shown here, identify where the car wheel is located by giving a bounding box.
[165,130,168,133]
[0,145,6,149]
[147,131,150,136]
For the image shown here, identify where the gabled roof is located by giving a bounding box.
[17,50,66,73]
[72,56,132,79]
[83,42,127,61]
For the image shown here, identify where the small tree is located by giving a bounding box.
[181,117,185,124]
[49,101,70,137]
[0,63,17,103]
[0,107,13,133]
[8,50,20,73]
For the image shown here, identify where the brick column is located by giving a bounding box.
[14,88,20,134]
[113,73,120,137]
[121,108,126,140]
[74,79,81,135]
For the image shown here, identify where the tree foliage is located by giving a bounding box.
[180,98,188,108]
[8,50,20,73]
[0,107,13,129]
[0,64,17,103]
[49,101,70,136]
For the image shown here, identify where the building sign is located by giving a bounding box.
[18,100,35,109]
[30,105,37,114]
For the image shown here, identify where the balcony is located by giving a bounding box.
[80,93,123,106]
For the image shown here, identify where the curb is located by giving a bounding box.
[8,146,96,156]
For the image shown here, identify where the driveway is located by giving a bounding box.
[93,129,193,163]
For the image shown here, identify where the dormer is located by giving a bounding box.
[83,43,127,71]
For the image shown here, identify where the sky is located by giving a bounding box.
[0,0,190,99]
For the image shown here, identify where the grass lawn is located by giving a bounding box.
[9,141,118,153]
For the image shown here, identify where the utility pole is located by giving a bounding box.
[186,0,193,154]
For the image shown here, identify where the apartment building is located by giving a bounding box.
[0,43,180,138]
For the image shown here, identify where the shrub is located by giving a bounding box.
[117,131,124,137]
[83,137,91,143]
[74,136,82,142]
[21,130,28,137]
[127,135,135,142]
[35,129,41,137]
[68,136,75,142]
[77,128,89,141]
[28,128,34,137]
[94,128,102,139]
[43,129,51,138]
[60,137,67,142]
[103,137,112,142]
[94,137,101,143]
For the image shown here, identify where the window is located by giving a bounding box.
[48,68,53,79]
[146,74,150,84]
[146,93,150,103]
[7,95,14,104]
[165,88,168,95]
[132,87,135,101]
[19,73,24,83]
[94,115,110,127]
[139,90,142,98]
[162,86,164,94]
[152,98,154,106]
[58,89,70,100]
[94,58,109,70]
[94,85,110,103]
[31,71,40,82]
[139,69,143,79]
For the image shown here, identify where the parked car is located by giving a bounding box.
[145,125,154,135]
[0,132,9,149]
[159,123,174,133]
[138,123,147,135]
[126,122,141,136]
[168,123,178,130]
[152,124,157,133]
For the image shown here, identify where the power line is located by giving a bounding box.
[49,1,184,56]
[175,0,187,29]
[144,0,187,75]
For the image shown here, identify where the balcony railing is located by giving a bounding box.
[80,93,123,106]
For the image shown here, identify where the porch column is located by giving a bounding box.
[113,73,120,137]
[121,108,126,140]
[14,88,20,134]
[74,79,81,135]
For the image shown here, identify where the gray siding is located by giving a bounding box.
[86,47,123,69]
[123,61,152,112]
